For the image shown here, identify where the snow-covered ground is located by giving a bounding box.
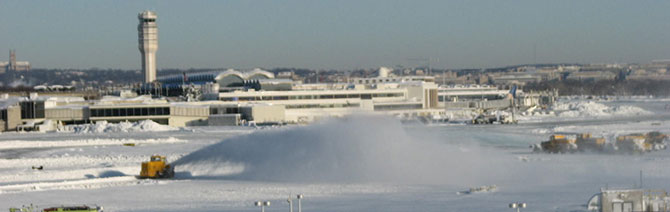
[1,98,670,212]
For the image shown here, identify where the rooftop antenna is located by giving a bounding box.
[533,43,537,66]
[428,57,433,76]
[639,170,643,189]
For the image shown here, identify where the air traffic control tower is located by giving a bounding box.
[138,10,158,83]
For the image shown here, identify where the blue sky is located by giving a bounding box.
[1,0,669,70]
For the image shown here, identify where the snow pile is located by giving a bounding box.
[0,137,185,150]
[62,120,179,134]
[174,115,512,184]
[444,109,479,121]
[0,176,158,194]
[457,185,498,195]
[552,101,651,118]
[521,101,652,121]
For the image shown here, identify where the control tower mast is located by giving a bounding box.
[138,10,158,83]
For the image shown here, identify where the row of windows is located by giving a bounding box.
[210,107,239,115]
[220,93,404,101]
[357,78,434,84]
[160,75,215,84]
[438,95,504,102]
[373,104,423,111]
[20,101,45,119]
[285,103,360,109]
[90,107,170,117]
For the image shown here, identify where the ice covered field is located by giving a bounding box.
[1,98,670,212]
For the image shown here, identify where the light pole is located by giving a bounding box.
[287,195,293,212]
[297,194,304,212]
[255,201,270,212]
[509,202,527,212]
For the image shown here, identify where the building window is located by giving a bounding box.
[161,107,170,115]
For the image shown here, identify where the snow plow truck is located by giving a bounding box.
[616,132,667,153]
[533,132,667,154]
[139,155,174,179]
[536,134,578,153]
[533,133,606,153]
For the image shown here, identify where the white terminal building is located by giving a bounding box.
[0,66,556,132]
[0,67,445,131]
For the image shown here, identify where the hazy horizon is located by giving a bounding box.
[1,0,669,70]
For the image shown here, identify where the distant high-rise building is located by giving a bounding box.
[138,10,158,83]
[9,50,16,71]
[0,50,30,73]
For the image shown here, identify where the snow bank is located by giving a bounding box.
[0,176,160,194]
[552,101,651,118]
[520,101,651,121]
[0,137,185,150]
[174,115,512,184]
[61,120,179,134]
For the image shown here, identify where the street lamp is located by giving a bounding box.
[255,201,270,212]
[297,194,304,212]
[509,202,527,212]
[287,195,293,212]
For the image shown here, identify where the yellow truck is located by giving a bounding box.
[139,155,174,179]
[616,132,667,153]
[575,133,606,152]
[533,132,667,154]
[539,134,578,153]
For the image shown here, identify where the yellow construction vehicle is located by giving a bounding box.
[645,131,668,145]
[533,131,667,154]
[139,155,174,179]
[616,132,667,153]
[539,134,578,153]
[575,133,606,152]
[616,134,648,153]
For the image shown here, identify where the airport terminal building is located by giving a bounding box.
[1,69,555,132]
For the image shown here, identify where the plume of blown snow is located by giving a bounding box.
[173,115,514,185]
